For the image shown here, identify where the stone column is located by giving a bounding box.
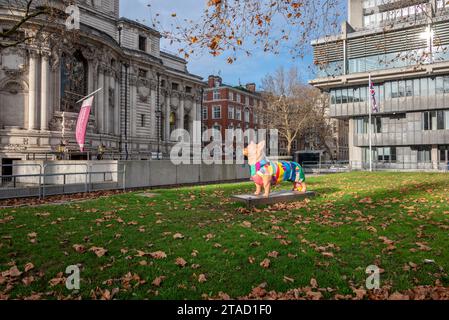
[97,68,105,133]
[40,54,50,131]
[104,71,110,134]
[114,75,120,136]
[109,74,115,134]
[28,52,39,130]
[191,98,201,161]
[191,99,198,136]
[179,95,185,130]
[88,60,95,94]
[150,85,157,138]
[130,78,137,137]
[165,94,171,141]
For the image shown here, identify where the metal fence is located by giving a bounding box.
[0,162,125,200]
[301,161,449,174]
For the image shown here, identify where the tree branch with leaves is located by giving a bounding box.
[151,0,343,63]
[0,0,73,50]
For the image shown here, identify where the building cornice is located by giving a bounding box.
[204,86,263,99]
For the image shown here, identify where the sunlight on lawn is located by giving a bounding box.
[0,172,448,300]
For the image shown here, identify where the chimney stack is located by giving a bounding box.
[208,75,222,88]
[246,83,256,93]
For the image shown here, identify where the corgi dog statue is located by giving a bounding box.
[243,141,306,198]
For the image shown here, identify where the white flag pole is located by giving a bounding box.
[368,74,373,172]
[76,88,103,104]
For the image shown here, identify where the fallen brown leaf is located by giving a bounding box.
[198,274,207,283]
[90,246,108,257]
[152,276,166,287]
[150,251,167,259]
[260,258,271,269]
[175,257,187,268]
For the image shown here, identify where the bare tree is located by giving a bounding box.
[257,66,321,155]
[305,92,336,160]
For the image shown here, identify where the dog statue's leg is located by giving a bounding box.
[254,183,262,196]
[263,176,271,198]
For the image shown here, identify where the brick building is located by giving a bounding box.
[202,75,265,144]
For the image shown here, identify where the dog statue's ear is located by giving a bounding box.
[257,140,266,151]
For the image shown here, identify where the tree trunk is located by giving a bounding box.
[287,140,292,158]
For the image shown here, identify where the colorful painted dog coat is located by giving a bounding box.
[250,159,306,192]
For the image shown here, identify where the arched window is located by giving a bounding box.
[60,50,88,112]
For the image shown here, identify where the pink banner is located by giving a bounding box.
[75,96,94,152]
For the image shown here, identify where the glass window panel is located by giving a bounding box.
[405,80,413,96]
[336,90,342,104]
[413,79,420,96]
[437,110,445,129]
[436,77,444,94]
[423,112,429,130]
[391,81,399,98]
[376,117,382,133]
[391,147,397,162]
[431,111,437,130]
[444,76,449,93]
[398,80,405,97]
[429,77,436,95]
[362,87,367,101]
[445,110,449,129]
[378,83,384,102]
[385,82,391,99]
[342,89,348,103]
[421,78,428,96]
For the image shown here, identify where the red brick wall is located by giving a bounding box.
[203,86,262,140]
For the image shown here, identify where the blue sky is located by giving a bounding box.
[119,0,332,87]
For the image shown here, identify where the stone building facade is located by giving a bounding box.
[0,0,204,167]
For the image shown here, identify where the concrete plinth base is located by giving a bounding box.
[232,190,317,208]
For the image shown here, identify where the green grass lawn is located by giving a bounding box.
[1,172,448,300]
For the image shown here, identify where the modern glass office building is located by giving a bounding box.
[311,0,449,169]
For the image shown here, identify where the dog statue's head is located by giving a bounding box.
[243,141,266,166]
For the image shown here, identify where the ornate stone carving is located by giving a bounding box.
[1,81,25,94]
[49,112,95,133]
[137,83,150,103]
[3,69,24,79]
[1,47,26,73]
[4,144,28,151]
